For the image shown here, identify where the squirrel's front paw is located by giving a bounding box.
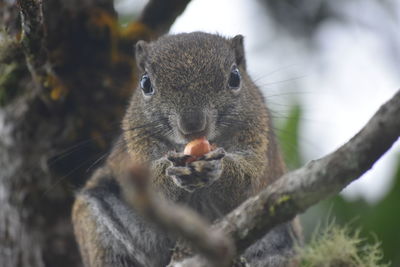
[166,148,225,192]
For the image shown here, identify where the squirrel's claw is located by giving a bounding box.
[166,151,191,166]
[165,148,224,192]
[199,147,225,161]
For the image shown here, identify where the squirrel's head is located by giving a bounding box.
[125,32,265,148]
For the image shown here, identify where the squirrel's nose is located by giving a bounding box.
[177,109,207,135]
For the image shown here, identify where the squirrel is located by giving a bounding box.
[72,32,301,267]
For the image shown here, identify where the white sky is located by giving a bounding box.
[116,0,400,203]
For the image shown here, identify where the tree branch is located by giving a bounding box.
[120,0,192,43]
[17,0,49,89]
[138,0,191,36]
[126,165,235,267]
[166,89,400,266]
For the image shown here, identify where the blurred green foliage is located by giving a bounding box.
[275,102,400,266]
[276,103,302,170]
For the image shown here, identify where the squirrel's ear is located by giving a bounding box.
[135,40,149,71]
[231,35,246,69]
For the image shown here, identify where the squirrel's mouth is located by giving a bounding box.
[169,126,214,146]
[179,129,209,143]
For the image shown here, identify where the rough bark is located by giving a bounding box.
[0,0,190,266]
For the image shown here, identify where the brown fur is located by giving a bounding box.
[72,32,299,267]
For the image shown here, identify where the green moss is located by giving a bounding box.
[0,38,27,106]
[295,222,389,267]
[0,61,28,106]
[269,194,291,216]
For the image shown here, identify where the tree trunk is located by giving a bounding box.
[0,0,190,265]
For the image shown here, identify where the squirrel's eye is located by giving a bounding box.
[140,74,154,96]
[228,67,241,90]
